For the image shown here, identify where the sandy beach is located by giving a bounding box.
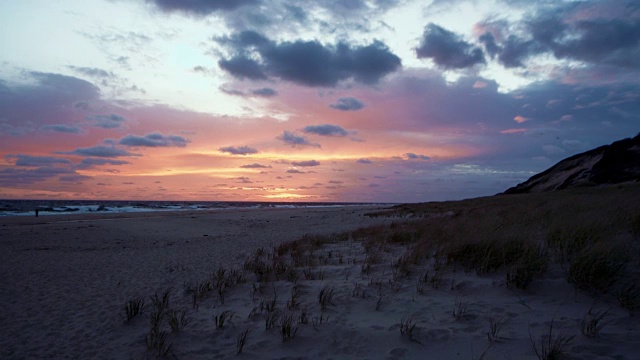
[1,202,638,359]
[0,206,393,359]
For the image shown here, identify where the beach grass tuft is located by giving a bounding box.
[530,318,574,360]
[168,309,191,333]
[318,286,335,311]
[124,297,145,322]
[579,307,609,338]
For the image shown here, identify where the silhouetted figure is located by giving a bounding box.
[35,209,39,217]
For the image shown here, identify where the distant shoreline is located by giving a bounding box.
[0,199,396,217]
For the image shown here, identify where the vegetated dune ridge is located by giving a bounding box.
[4,184,638,359]
[505,133,640,194]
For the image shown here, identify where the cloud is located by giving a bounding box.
[405,153,430,160]
[286,169,305,174]
[221,86,278,98]
[119,133,189,147]
[529,12,640,68]
[67,66,114,78]
[290,160,320,167]
[88,114,127,129]
[76,157,131,170]
[476,4,640,70]
[357,158,372,164]
[513,115,530,123]
[416,23,485,69]
[330,97,365,111]
[302,124,349,137]
[218,32,401,87]
[147,0,258,14]
[59,174,92,183]
[478,32,545,68]
[0,167,76,186]
[277,131,320,148]
[219,145,259,155]
[236,176,253,183]
[218,57,267,80]
[62,145,136,158]
[0,72,100,136]
[240,163,271,168]
[251,87,278,97]
[41,124,82,134]
[7,154,72,167]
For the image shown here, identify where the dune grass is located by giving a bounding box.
[119,183,640,357]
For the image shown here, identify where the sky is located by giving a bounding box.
[0,0,639,203]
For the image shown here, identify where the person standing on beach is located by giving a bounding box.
[35,208,39,217]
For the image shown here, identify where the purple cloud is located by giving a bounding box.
[291,160,320,167]
[219,145,259,155]
[7,154,72,167]
[88,114,127,129]
[303,124,349,137]
[330,97,365,111]
[240,163,271,168]
[277,131,320,148]
[61,145,136,158]
[41,124,82,134]
[119,133,189,147]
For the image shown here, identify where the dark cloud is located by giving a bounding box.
[531,16,640,68]
[147,0,258,15]
[62,145,136,158]
[286,169,305,174]
[330,97,364,111]
[251,87,278,97]
[277,131,320,148]
[7,154,72,167]
[119,133,189,147]
[218,32,401,87]
[218,56,267,80]
[88,114,127,129]
[76,157,130,169]
[405,153,431,160]
[219,145,259,155]
[240,163,271,168]
[416,23,485,69]
[302,124,349,137]
[41,124,82,134]
[59,174,92,183]
[291,160,320,167]
[478,32,500,58]
[357,158,372,164]
[477,4,640,70]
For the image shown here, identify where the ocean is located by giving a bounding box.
[0,199,388,217]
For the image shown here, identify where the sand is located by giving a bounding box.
[1,206,638,359]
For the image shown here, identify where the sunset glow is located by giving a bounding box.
[1,0,639,202]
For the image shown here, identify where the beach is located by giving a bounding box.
[1,201,638,359]
[0,206,393,359]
